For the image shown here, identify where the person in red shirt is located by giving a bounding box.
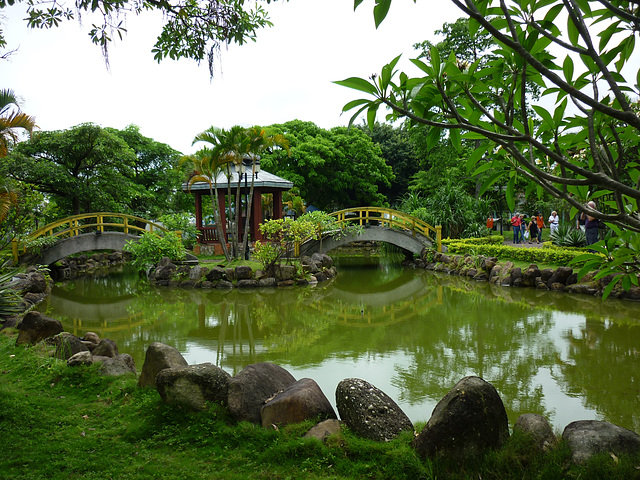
[534,212,545,243]
[511,213,522,243]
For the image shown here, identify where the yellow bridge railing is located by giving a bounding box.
[12,212,169,263]
[328,207,442,252]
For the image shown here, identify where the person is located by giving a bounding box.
[527,216,539,244]
[535,212,545,242]
[548,210,559,235]
[520,213,527,243]
[511,213,521,243]
[486,216,494,230]
[576,211,587,232]
[585,201,601,246]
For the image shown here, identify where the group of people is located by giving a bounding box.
[509,202,601,246]
[510,212,546,244]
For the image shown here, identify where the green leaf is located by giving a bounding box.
[601,274,622,300]
[563,55,574,83]
[373,0,391,28]
[334,77,378,95]
[449,128,461,153]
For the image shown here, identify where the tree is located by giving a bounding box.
[342,0,640,292]
[0,88,35,157]
[107,125,186,217]
[260,120,394,211]
[1,123,138,215]
[356,122,421,205]
[182,147,232,261]
[343,0,639,231]
[1,0,282,77]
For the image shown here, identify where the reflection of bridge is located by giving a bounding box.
[299,207,442,256]
[13,212,178,265]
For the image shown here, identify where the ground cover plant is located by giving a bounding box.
[1,331,639,480]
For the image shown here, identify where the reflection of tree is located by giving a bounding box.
[391,283,556,421]
[557,318,640,431]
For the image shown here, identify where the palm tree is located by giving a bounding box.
[0,89,36,158]
[239,127,289,259]
[182,148,232,261]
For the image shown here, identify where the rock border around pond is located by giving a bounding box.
[6,319,640,468]
[405,251,640,300]
[149,252,337,289]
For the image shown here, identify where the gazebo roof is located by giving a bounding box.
[183,169,294,192]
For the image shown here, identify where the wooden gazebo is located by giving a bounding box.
[183,161,293,253]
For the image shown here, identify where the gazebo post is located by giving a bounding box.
[251,189,263,241]
[273,190,283,220]
[218,193,228,242]
[195,193,203,230]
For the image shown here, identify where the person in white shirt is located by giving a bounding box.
[548,210,559,235]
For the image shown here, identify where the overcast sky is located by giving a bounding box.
[2,0,462,154]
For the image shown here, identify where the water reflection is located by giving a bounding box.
[37,258,640,432]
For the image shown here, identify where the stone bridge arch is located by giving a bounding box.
[299,227,433,257]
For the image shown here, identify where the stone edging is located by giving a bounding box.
[404,251,640,301]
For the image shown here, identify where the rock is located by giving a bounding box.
[15,311,63,346]
[92,338,118,358]
[274,264,296,281]
[53,332,90,360]
[154,262,177,281]
[156,363,231,411]
[237,279,259,288]
[82,332,101,344]
[206,266,226,281]
[566,283,598,295]
[311,252,333,269]
[216,280,234,289]
[225,268,235,281]
[261,378,337,428]
[258,277,277,288]
[235,265,253,280]
[335,378,413,442]
[16,270,49,294]
[137,342,188,388]
[562,420,640,465]
[189,266,207,281]
[304,419,343,441]
[547,266,573,286]
[227,362,296,424]
[540,268,554,283]
[522,265,541,287]
[412,376,509,460]
[67,351,94,367]
[513,414,557,452]
[99,354,137,376]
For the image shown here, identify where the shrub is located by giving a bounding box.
[551,224,586,248]
[157,213,198,248]
[123,231,186,273]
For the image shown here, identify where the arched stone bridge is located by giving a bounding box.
[299,207,441,257]
[13,213,174,266]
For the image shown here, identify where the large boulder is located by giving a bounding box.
[138,342,188,388]
[261,378,337,428]
[412,376,509,460]
[562,420,640,465]
[227,362,296,424]
[335,378,413,442]
[15,311,63,346]
[156,363,231,411]
[99,354,137,376]
[53,332,90,360]
[513,414,557,452]
[311,252,333,269]
[235,265,253,280]
[206,266,226,282]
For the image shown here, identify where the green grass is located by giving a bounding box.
[1,330,639,480]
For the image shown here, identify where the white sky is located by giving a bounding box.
[2,0,462,154]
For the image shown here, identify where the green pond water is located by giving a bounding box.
[37,256,640,433]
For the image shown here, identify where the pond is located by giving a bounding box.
[37,256,640,433]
